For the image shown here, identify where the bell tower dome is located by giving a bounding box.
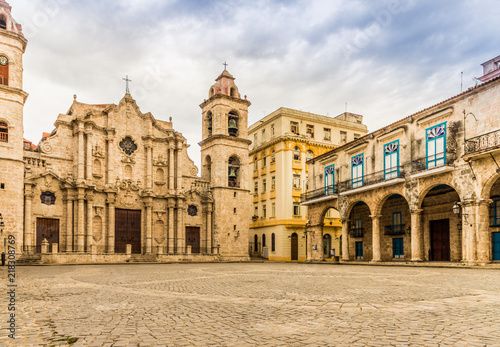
[0,0,28,252]
[199,67,251,260]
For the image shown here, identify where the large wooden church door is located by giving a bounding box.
[115,209,141,254]
[430,219,450,261]
[36,218,59,253]
[185,227,200,253]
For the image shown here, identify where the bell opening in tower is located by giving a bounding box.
[228,111,239,137]
[228,156,240,188]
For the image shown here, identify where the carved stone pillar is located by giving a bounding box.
[86,193,93,252]
[370,214,382,262]
[146,144,153,191]
[77,128,85,182]
[66,196,74,252]
[476,199,492,263]
[176,199,185,253]
[23,186,34,253]
[77,190,85,252]
[145,199,153,254]
[206,204,213,253]
[106,134,114,185]
[462,200,477,262]
[86,131,93,181]
[168,201,175,253]
[107,196,115,253]
[410,209,423,261]
[341,218,349,261]
[169,144,175,193]
[176,142,183,192]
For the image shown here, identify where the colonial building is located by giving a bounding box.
[302,57,500,264]
[248,108,367,261]
[0,2,250,263]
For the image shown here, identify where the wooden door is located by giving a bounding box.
[115,209,141,254]
[185,227,200,253]
[430,219,450,261]
[291,233,298,260]
[36,218,59,252]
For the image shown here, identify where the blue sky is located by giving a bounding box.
[13,0,500,169]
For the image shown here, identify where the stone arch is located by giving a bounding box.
[228,155,241,188]
[228,110,239,137]
[0,15,6,30]
[229,86,238,98]
[480,171,500,199]
[206,111,213,136]
[417,182,462,209]
[373,189,408,216]
[345,199,372,218]
[155,168,165,182]
[203,155,212,182]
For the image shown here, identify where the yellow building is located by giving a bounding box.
[248,108,368,261]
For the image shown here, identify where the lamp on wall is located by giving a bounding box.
[452,201,461,215]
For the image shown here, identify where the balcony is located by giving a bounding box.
[270,161,276,172]
[292,187,302,197]
[292,160,302,170]
[384,224,406,236]
[338,166,406,196]
[300,185,337,205]
[350,227,363,238]
[261,166,267,176]
[253,170,258,178]
[260,192,267,201]
[464,129,500,156]
[410,152,456,179]
[253,194,258,203]
[270,189,276,199]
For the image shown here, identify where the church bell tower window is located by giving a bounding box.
[228,111,239,137]
[0,55,9,86]
[0,16,5,30]
[119,136,138,156]
[0,122,7,142]
[228,156,240,188]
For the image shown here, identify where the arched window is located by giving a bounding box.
[0,16,6,30]
[0,122,7,142]
[293,146,301,160]
[271,148,276,163]
[228,156,240,188]
[230,87,238,98]
[0,55,9,86]
[306,150,314,161]
[204,155,212,182]
[228,111,239,137]
[254,156,258,170]
[271,233,275,251]
[262,234,266,247]
[207,112,213,136]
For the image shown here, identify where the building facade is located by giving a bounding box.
[302,59,500,264]
[0,2,250,263]
[248,108,368,261]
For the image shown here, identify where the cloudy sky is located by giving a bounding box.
[12,0,500,169]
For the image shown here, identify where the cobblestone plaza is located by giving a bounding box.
[1,263,500,346]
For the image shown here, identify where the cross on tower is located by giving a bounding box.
[123,75,132,94]
[223,62,228,70]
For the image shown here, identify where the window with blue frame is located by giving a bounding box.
[426,122,447,169]
[324,164,335,195]
[384,140,399,179]
[351,154,364,188]
[392,212,402,234]
[355,241,363,259]
[392,238,404,258]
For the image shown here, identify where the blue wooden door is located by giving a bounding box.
[493,232,500,261]
[355,241,363,259]
[392,238,404,258]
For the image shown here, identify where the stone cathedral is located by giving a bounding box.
[0,1,250,263]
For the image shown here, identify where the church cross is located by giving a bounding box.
[123,75,132,94]
[223,62,228,70]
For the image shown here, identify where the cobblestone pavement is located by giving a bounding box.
[1,263,500,346]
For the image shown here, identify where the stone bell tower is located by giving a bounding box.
[0,1,28,252]
[199,68,251,259]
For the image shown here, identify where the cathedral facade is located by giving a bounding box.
[0,2,250,263]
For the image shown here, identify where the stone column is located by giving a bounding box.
[462,200,476,262]
[370,214,382,262]
[176,142,183,192]
[145,199,153,254]
[77,128,85,182]
[146,144,153,191]
[86,193,93,252]
[475,199,492,263]
[107,196,115,253]
[206,204,213,253]
[77,190,85,252]
[169,144,175,193]
[86,131,93,181]
[168,200,175,253]
[23,187,34,253]
[66,196,73,252]
[410,209,423,261]
[341,218,350,261]
[176,199,185,253]
[106,135,114,185]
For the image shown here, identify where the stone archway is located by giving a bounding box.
[347,201,372,261]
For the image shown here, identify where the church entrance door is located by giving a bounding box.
[186,227,200,253]
[115,209,141,254]
[36,218,59,253]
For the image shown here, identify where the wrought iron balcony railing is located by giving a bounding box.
[337,166,405,192]
[384,224,406,235]
[350,227,364,238]
[300,184,337,203]
[411,152,456,173]
[465,129,500,154]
